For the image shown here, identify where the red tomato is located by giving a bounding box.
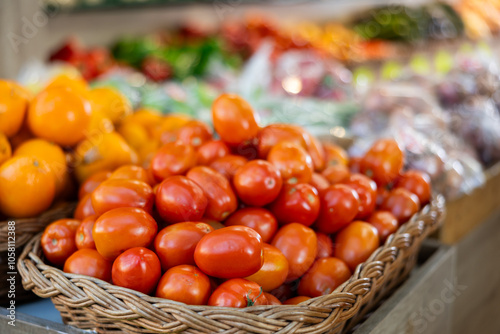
[268,142,313,184]
[283,296,311,305]
[303,131,325,172]
[310,173,330,191]
[268,183,320,227]
[321,164,350,184]
[316,233,334,259]
[93,207,158,260]
[156,265,211,305]
[323,142,349,167]
[208,278,268,307]
[349,157,362,174]
[186,166,238,221]
[315,184,360,234]
[264,292,282,305]
[376,187,390,206]
[155,176,208,224]
[194,226,263,278]
[395,170,431,205]
[360,139,404,186]
[112,247,162,295]
[298,257,351,297]
[41,219,80,266]
[212,94,259,146]
[367,211,398,242]
[175,120,213,148]
[209,155,248,180]
[64,249,112,282]
[154,222,213,271]
[75,215,96,250]
[150,141,197,182]
[245,244,289,291]
[233,160,283,206]
[257,124,306,159]
[74,193,96,220]
[271,223,317,281]
[91,179,154,216]
[224,207,278,243]
[108,165,153,185]
[196,140,230,165]
[380,188,421,224]
[334,221,380,271]
[343,174,377,219]
[78,170,111,199]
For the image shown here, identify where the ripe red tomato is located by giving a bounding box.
[91,179,154,216]
[74,193,96,220]
[186,166,238,221]
[323,142,349,167]
[315,184,360,234]
[376,187,390,206]
[212,94,259,146]
[93,207,158,260]
[316,233,334,259]
[349,157,362,174]
[156,265,211,305]
[108,165,153,185]
[360,139,404,186]
[208,278,268,307]
[75,215,96,250]
[112,247,162,295]
[268,142,313,184]
[271,223,317,281]
[224,207,278,243]
[175,120,213,148]
[78,170,111,199]
[380,188,421,224]
[194,226,263,278]
[268,183,320,227]
[233,160,283,206]
[343,174,377,219]
[395,170,431,205]
[41,219,80,266]
[303,131,326,172]
[245,244,289,291]
[321,164,350,184]
[64,249,112,282]
[297,257,351,297]
[209,155,248,180]
[283,296,311,305]
[334,221,380,271]
[196,140,230,165]
[154,222,213,271]
[150,141,197,182]
[155,176,208,224]
[264,292,282,305]
[257,124,306,159]
[367,211,398,242]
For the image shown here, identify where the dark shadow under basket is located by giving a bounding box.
[18,196,445,334]
[0,202,76,305]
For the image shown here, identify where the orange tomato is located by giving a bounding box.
[0,80,30,138]
[0,133,12,165]
[156,265,211,305]
[28,87,92,146]
[245,244,289,291]
[78,170,111,200]
[321,164,350,184]
[88,87,132,123]
[268,142,313,184]
[75,215,97,250]
[323,142,349,167]
[150,141,197,182]
[264,292,282,305]
[41,219,81,266]
[108,165,152,185]
[64,249,112,282]
[297,257,351,297]
[0,156,55,218]
[74,193,96,221]
[334,221,379,271]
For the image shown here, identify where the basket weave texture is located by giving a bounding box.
[18,196,445,334]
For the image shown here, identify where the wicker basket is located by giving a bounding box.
[0,202,76,305]
[18,195,445,334]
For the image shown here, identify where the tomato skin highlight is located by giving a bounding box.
[196,140,230,166]
[156,265,211,305]
[343,173,377,219]
[316,233,334,259]
[208,278,268,307]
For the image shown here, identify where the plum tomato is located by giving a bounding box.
[310,173,330,191]
[303,131,326,172]
[194,226,263,279]
[321,164,350,185]
[186,166,238,221]
[91,178,154,215]
[112,247,162,295]
[268,183,319,227]
[78,170,111,199]
[150,141,197,182]
[343,174,377,219]
[208,278,268,307]
[212,94,259,146]
[224,207,278,243]
[108,165,153,185]
[74,193,96,220]
[209,155,248,180]
[314,184,360,234]
[271,223,317,281]
[155,175,208,224]
[264,292,282,305]
[297,257,351,297]
[257,124,307,159]
[283,296,311,305]
[196,140,230,165]
[380,188,420,224]
[323,142,349,167]
[268,141,313,184]
[154,222,213,271]
[93,207,158,260]
[316,233,334,259]
[64,249,112,282]
[367,210,398,242]
[233,160,283,206]
[175,120,213,148]
[41,219,81,266]
[360,139,404,187]
[156,265,211,305]
[245,244,289,291]
[395,170,431,205]
[334,221,380,271]
[75,215,97,250]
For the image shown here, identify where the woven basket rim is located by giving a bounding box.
[18,195,445,333]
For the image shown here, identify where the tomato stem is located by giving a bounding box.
[246,287,263,307]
